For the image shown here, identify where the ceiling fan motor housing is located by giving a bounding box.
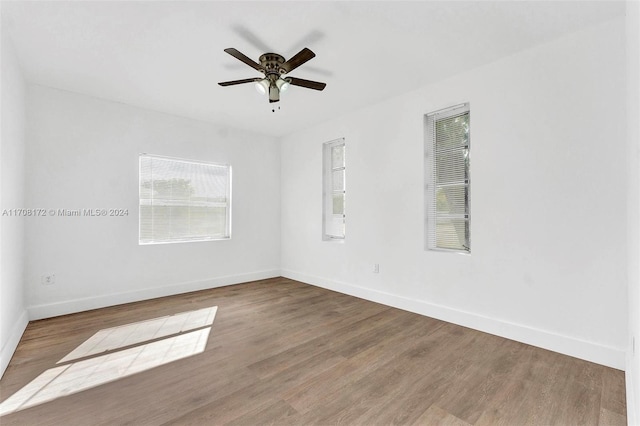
[259,53,287,78]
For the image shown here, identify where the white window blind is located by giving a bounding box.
[425,104,470,253]
[139,154,231,244]
[323,139,345,240]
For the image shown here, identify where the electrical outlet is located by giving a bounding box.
[373,263,380,274]
[41,274,56,285]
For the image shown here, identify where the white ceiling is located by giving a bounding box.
[2,1,625,138]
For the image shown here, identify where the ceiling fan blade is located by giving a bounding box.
[223,48,263,72]
[218,78,261,87]
[287,77,326,91]
[281,48,315,73]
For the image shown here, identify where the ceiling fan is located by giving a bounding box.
[218,47,326,104]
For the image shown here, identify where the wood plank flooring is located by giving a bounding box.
[0,277,627,425]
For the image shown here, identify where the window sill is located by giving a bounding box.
[322,236,345,243]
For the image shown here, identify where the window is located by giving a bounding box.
[425,104,470,253]
[139,154,231,244]
[323,139,345,240]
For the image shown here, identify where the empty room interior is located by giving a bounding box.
[1,1,639,425]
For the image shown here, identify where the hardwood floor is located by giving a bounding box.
[0,277,627,425]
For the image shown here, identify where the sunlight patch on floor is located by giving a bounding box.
[59,306,217,363]
[0,306,217,416]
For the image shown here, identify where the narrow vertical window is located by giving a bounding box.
[425,104,470,253]
[323,138,345,240]
[139,154,231,244]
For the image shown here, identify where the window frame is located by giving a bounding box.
[322,138,346,241]
[138,153,232,245]
[425,103,471,254]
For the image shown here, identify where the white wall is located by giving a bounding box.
[0,20,28,377]
[281,18,627,369]
[24,85,281,319]
[626,0,640,423]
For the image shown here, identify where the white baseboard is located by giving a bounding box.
[27,269,280,320]
[0,309,29,379]
[281,269,626,370]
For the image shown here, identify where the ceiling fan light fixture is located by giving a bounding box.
[255,79,269,95]
[269,84,279,103]
[276,78,290,93]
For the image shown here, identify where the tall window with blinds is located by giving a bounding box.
[139,154,231,244]
[425,104,470,253]
[323,138,345,240]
